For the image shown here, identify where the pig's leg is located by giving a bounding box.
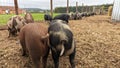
[51,50,59,68]
[30,52,41,68]
[42,48,50,68]
[20,40,27,56]
[69,49,76,68]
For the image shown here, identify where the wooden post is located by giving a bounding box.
[82,3,84,12]
[88,6,90,12]
[93,6,95,12]
[76,2,78,12]
[14,0,19,15]
[86,5,87,12]
[66,0,69,13]
[50,0,53,17]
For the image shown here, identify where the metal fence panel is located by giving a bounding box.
[111,0,120,21]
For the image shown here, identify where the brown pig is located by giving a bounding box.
[19,23,50,68]
[24,12,34,23]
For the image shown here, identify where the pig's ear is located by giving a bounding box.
[41,34,50,47]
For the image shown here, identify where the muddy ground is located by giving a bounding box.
[0,15,120,68]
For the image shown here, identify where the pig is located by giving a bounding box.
[53,14,70,23]
[44,14,52,22]
[24,12,34,23]
[7,15,26,37]
[19,23,50,68]
[90,12,96,16]
[74,12,82,20]
[69,12,75,20]
[48,20,76,68]
[81,12,88,17]
[87,13,91,17]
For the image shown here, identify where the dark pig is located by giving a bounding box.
[53,14,70,23]
[48,20,76,68]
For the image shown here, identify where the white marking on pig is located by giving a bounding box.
[60,44,64,56]
[51,31,68,42]
[51,20,71,31]
[64,39,75,56]
[61,23,71,30]
[56,43,65,56]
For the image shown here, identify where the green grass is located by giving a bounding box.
[0,13,59,25]
[0,14,14,25]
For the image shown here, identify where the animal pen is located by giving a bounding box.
[1,0,120,68]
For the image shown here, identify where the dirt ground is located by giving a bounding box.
[0,15,120,68]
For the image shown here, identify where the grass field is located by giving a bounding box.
[0,13,59,25]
